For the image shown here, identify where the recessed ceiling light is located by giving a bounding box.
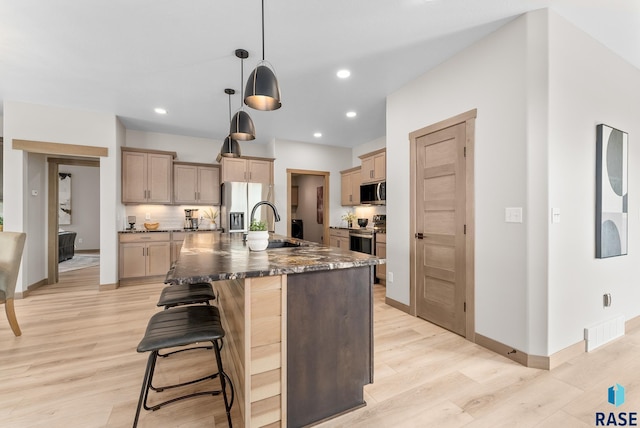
[154,107,167,115]
[337,69,351,79]
[346,111,357,118]
[313,132,322,138]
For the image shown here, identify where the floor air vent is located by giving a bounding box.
[584,315,625,352]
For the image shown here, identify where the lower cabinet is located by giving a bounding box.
[375,233,386,283]
[119,232,171,283]
[171,231,217,264]
[329,228,350,249]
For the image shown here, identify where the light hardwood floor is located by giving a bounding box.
[1,267,639,427]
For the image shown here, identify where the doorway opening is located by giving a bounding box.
[286,169,330,244]
[48,157,100,286]
[409,109,476,341]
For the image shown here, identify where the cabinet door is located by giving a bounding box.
[373,152,386,181]
[173,164,198,204]
[197,166,221,204]
[221,158,247,182]
[248,159,272,183]
[122,151,148,203]
[351,171,361,205]
[329,236,341,248]
[119,243,147,278]
[146,242,171,276]
[360,156,375,183]
[147,153,173,203]
[341,172,353,206]
[375,242,386,280]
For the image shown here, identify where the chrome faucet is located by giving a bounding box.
[250,201,281,227]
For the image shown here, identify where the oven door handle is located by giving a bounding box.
[349,233,374,239]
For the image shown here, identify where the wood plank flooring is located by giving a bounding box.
[1,266,638,427]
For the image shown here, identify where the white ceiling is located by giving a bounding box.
[1,0,639,148]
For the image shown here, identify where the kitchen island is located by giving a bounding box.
[165,232,384,428]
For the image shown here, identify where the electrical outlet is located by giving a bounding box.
[388,272,394,282]
[145,213,151,220]
[78,238,83,244]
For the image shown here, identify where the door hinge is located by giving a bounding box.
[464,302,466,312]
[464,146,467,157]
[464,224,466,234]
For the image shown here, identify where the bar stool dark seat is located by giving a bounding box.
[133,305,234,427]
[157,282,216,309]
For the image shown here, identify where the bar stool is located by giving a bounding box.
[133,305,234,427]
[157,282,216,309]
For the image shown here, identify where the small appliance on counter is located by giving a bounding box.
[127,216,136,230]
[184,209,199,230]
[357,218,368,228]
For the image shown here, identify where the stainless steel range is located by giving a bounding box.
[349,215,386,255]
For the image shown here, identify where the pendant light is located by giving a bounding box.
[220,88,241,158]
[244,0,282,111]
[230,49,256,141]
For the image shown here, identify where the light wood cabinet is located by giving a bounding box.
[220,157,273,183]
[375,233,386,282]
[359,148,386,184]
[122,148,175,204]
[341,167,361,206]
[171,231,217,264]
[119,232,171,282]
[329,228,350,249]
[173,162,220,205]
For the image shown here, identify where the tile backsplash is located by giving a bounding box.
[124,205,220,230]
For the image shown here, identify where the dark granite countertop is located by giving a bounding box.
[118,228,220,233]
[165,232,385,284]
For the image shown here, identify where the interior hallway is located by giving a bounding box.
[1,268,638,427]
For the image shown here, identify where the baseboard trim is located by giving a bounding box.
[626,314,640,333]
[475,333,529,367]
[385,296,410,314]
[548,340,585,370]
[99,283,118,291]
[118,276,165,287]
[16,278,49,299]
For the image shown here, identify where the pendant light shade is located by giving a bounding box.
[230,110,256,141]
[245,63,281,110]
[245,0,282,111]
[220,135,241,157]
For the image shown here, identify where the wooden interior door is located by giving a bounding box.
[415,123,466,336]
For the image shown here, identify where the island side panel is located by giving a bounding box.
[287,266,373,428]
[216,279,247,424]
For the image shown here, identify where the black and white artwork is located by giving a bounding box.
[596,124,628,258]
[59,172,72,225]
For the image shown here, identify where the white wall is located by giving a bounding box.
[125,129,273,162]
[352,136,386,167]
[387,13,537,353]
[26,153,47,286]
[547,13,640,353]
[272,139,352,236]
[3,101,119,290]
[59,165,100,250]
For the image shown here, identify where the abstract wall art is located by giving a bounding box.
[59,172,72,225]
[596,124,628,258]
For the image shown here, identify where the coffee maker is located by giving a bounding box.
[184,209,199,230]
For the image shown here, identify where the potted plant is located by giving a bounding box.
[202,207,219,229]
[342,211,357,228]
[247,219,269,251]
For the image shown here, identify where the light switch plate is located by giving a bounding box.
[505,207,523,223]
[552,208,561,224]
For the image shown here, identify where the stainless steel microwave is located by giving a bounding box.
[360,182,386,205]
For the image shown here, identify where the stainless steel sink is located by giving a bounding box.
[266,240,302,249]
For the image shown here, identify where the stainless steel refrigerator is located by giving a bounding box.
[220,182,275,233]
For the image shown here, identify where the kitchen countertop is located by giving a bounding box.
[118,228,221,233]
[165,232,384,284]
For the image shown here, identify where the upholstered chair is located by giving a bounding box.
[0,232,27,336]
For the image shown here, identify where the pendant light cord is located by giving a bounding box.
[261,0,265,61]
[240,57,245,109]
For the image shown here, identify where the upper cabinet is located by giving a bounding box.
[173,162,221,205]
[359,148,386,184]
[220,157,274,184]
[122,148,176,204]
[341,167,361,206]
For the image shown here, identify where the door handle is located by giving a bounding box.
[415,233,424,239]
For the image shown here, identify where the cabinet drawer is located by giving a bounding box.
[119,232,170,243]
[375,233,386,244]
[329,229,349,239]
